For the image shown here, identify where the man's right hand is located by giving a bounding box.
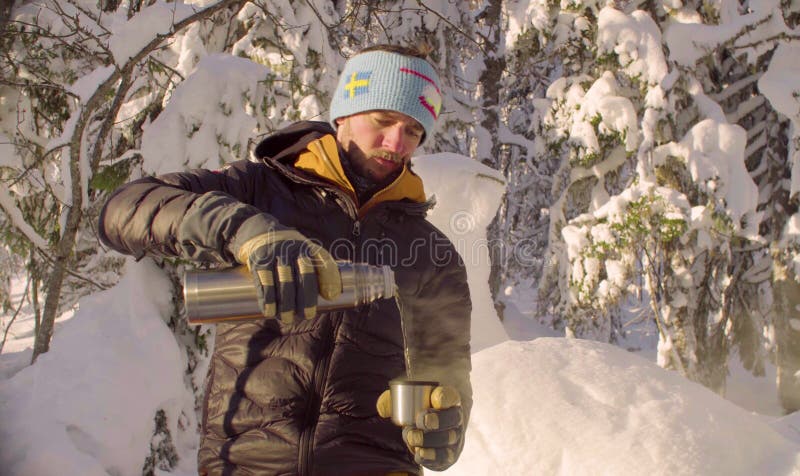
[234,230,341,323]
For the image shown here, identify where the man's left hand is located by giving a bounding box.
[377,385,465,471]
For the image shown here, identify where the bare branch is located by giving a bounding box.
[0,183,50,252]
[732,32,800,51]
[0,276,31,354]
[33,248,108,291]
[415,1,487,54]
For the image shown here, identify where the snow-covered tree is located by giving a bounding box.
[517,0,800,400]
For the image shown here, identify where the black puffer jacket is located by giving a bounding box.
[99,122,472,476]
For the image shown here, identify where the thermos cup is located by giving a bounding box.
[183,262,395,324]
[389,378,439,427]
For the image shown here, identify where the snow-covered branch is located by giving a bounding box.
[0,184,49,252]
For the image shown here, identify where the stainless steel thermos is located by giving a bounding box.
[183,262,396,324]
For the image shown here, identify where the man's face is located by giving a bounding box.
[335,110,425,182]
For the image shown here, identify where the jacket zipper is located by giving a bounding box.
[298,314,344,476]
[296,203,356,474]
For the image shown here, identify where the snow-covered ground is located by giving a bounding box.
[1,154,799,475]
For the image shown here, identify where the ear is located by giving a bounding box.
[335,116,345,126]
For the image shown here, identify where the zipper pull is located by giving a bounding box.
[352,220,361,237]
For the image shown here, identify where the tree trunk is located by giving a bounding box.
[32,168,82,362]
[477,0,507,305]
[772,259,800,413]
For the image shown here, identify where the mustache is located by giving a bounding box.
[369,151,402,164]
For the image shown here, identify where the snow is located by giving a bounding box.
[759,43,800,128]
[68,66,115,103]
[107,1,200,65]
[412,153,509,352]
[0,132,14,168]
[597,8,668,86]
[758,43,800,200]
[663,0,786,67]
[445,338,800,476]
[141,54,270,174]
[0,259,193,475]
[504,0,552,48]
[653,119,761,237]
[0,184,50,251]
[2,155,799,475]
[550,72,640,159]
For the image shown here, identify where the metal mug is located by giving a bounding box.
[389,378,439,427]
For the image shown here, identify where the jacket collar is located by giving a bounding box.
[254,121,427,219]
[295,134,426,218]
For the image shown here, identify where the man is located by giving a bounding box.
[99,44,472,475]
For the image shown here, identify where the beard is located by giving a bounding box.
[345,144,404,182]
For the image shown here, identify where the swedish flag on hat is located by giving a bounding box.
[329,50,442,143]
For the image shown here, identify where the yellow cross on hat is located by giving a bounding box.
[344,72,371,98]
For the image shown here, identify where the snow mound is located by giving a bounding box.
[444,339,800,476]
[413,153,508,352]
[0,260,192,476]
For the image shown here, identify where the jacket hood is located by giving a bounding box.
[253,121,334,165]
[253,121,429,218]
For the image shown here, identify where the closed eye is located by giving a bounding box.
[407,127,423,138]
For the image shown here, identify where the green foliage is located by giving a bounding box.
[141,409,179,476]
[0,221,31,256]
[572,149,600,167]
[588,113,602,129]
[595,51,619,68]
[90,159,135,193]
[700,1,721,24]
[566,192,689,321]
[613,196,686,247]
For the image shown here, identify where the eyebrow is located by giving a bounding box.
[374,112,424,133]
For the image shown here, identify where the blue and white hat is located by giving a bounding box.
[329,50,442,142]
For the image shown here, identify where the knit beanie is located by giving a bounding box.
[329,50,442,142]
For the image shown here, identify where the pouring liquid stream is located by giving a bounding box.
[393,284,414,380]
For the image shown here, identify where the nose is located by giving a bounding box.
[381,124,406,154]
